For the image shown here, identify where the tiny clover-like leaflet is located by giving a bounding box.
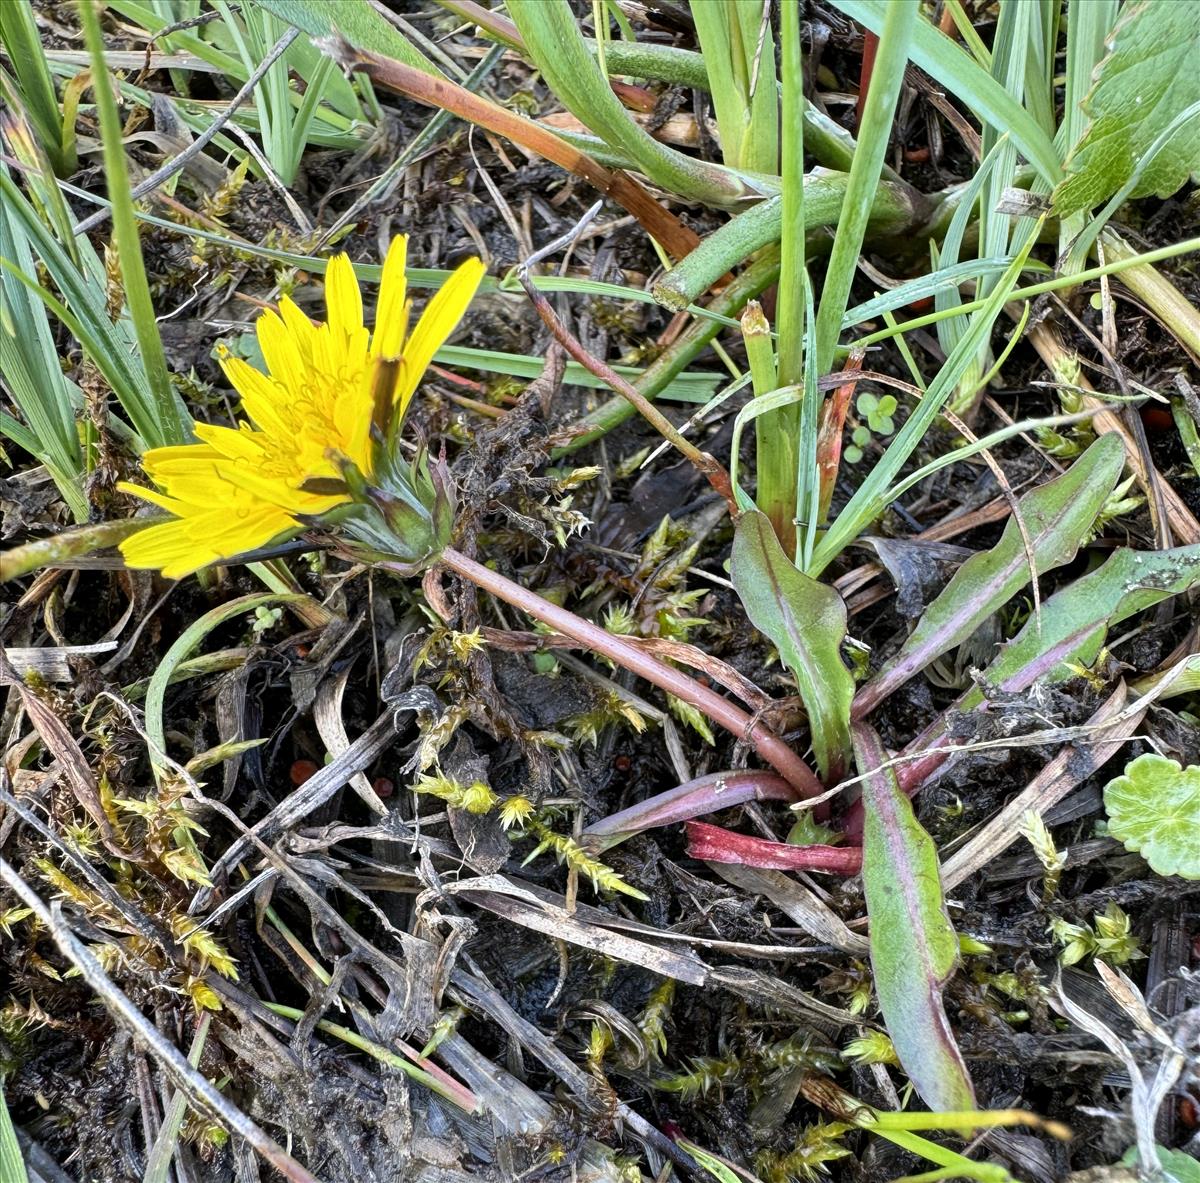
[1103,753,1200,880]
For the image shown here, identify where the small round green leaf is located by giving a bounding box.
[1103,753,1200,880]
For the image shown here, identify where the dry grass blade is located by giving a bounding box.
[196,711,397,901]
[708,863,870,955]
[318,33,701,259]
[442,874,709,983]
[0,860,321,1183]
[0,648,126,856]
[2,641,117,681]
[1028,321,1200,544]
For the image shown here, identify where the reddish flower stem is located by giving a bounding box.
[424,547,823,799]
[686,821,862,875]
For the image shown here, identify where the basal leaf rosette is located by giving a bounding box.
[1103,753,1200,880]
[118,237,484,578]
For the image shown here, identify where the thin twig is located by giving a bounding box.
[517,208,738,512]
[137,6,237,76]
[74,26,301,236]
[0,859,322,1183]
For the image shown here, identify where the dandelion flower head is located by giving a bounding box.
[119,238,484,578]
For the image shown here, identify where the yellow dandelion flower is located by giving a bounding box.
[118,238,485,579]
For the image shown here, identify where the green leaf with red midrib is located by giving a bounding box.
[854,721,975,1113]
[731,509,854,781]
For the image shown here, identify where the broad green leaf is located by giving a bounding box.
[731,510,854,781]
[254,0,440,73]
[853,722,975,1113]
[855,433,1124,717]
[1055,1,1200,216]
[983,541,1200,696]
[873,542,1200,798]
[1121,1146,1200,1183]
[1104,754,1200,880]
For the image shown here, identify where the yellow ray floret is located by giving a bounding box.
[119,239,485,579]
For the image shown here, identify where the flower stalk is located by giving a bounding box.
[408,547,823,799]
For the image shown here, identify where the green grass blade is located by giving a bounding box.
[731,383,800,511]
[1056,0,1118,262]
[689,3,738,157]
[854,234,1200,350]
[0,1080,29,1183]
[752,0,806,554]
[103,0,364,141]
[653,175,915,312]
[0,1,73,176]
[831,0,1061,184]
[0,173,87,519]
[796,273,820,566]
[0,187,157,449]
[143,1015,212,1183]
[433,345,720,403]
[145,594,305,776]
[80,0,188,447]
[1058,0,1119,155]
[775,0,806,385]
[691,0,777,174]
[931,137,1007,356]
[845,254,1041,330]
[256,0,442,74]
[735,0,778,174]
[813,0,916,375]
[0,86,79,252]
[810,229,1042,573]
[506,0,754,207]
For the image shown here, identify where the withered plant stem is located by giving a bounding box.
[413,547,823,798]
[514,268,738,513]
[323,34,699,259]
